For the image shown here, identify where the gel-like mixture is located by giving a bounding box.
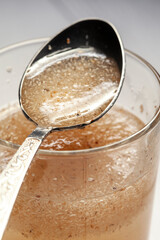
[21,49,120,127]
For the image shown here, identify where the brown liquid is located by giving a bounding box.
[21,49,120,127]
[0,104,156,240]
[0,104,143,151]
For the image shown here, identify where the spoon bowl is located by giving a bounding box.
[19,19,125,130]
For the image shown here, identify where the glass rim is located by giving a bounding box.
[0,38,159,156]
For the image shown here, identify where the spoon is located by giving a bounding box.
[0,19,125,238]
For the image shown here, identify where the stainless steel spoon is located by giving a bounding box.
[0,19,125,239]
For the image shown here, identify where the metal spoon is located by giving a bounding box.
[0,19,125,238]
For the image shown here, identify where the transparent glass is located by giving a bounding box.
[0,39,159,240]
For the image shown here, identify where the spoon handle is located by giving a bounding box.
[0,126,51,240]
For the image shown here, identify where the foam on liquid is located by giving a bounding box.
[0,103,143,151]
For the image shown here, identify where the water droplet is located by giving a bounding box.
[85,34,89,40]
[48,45,52,50]
[6,67,12,73]
[66,38,71,44]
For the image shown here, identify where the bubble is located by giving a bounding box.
[53,177,58,181]
[88,177,94,182]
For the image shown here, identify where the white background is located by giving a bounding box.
[0,0,160,239]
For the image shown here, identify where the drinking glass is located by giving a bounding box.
[0,39,159,240]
